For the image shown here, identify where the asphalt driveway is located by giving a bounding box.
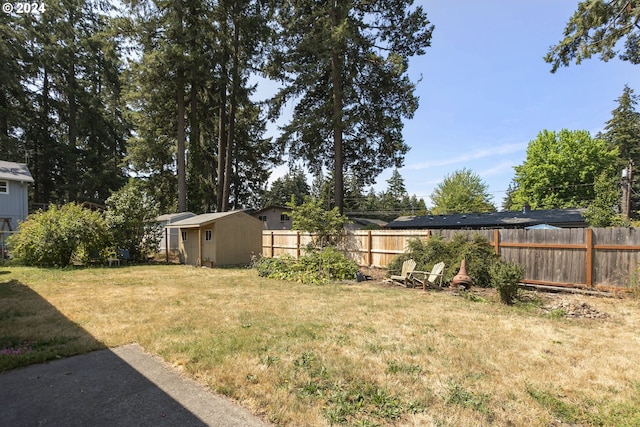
[0,344,269,427]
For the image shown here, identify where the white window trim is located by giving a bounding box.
[0,180,8,194]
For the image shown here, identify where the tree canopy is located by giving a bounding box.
[599,85,640,214]
[430,168,496,214]
[1,1,434,215]
[262,166,310,207]
[509,129,619,209]
[266,1,433,213]
[546,0,640,72]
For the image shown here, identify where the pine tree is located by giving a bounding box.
[7,1,129,206]
[262,166,310,207]
[266,1,433,213]
[124,0,274,213]
[546,0,640,72]
[600,85,640,214]
[0,12,29,161]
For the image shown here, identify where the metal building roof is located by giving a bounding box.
[386,208,587,229]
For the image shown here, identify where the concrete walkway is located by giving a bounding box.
[0,344,270,426]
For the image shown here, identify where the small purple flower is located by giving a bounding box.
[0,342,33,356]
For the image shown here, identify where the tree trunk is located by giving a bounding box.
[176,0,187,212]
[216,56,228,212]
[177,71,187,212]
[222,20,239,212]
[330,4,344,214]
[67,43,77,202]
[34,68,49,204]
[189,60,201,211]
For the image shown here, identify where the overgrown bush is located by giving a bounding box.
[255,247,358,284]
[287,196,350,248]
[105,180,161,261]
[387,233,498,287]
[490,260,525,304]
[7,204,110,267]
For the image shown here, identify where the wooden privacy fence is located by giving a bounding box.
[262,228,640,290]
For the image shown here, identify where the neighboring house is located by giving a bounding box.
[170,211,262,266]
[157,212,196,252]
[0,160,34,231]
[251,205,292,230]
[345,217,388,230]
[386,208,587,230]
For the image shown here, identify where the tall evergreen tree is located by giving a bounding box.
[0,12,29,161]
[599,85,640,214]
[124,0,275,213]
[262,166,310,207]
[6,1,128,206]
[546,0,640,72]
[266,1,433,213]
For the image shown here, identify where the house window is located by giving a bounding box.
[181,231,187,241]
[280,213,290,221]
[0,181,7,194]
[258,215,267,222]
[205,230,212,241]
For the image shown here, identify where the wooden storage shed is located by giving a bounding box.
[170,211,262,266]
[157,211,196,253]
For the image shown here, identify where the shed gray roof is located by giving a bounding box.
[0,160,34,183]
[351,218,387,227]
[157,212,196,222]
[386,208,587,229]
[168,211,255,228]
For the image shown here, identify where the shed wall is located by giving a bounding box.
[179,229,201,265]
[215,215,262,265]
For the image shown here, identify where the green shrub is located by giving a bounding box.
[287,196,350,248]
[7,203,110,267]
[254,247,358,284]
[105,180,161,261]
[490,260,525,304]
[255,255,296,279]
[387,233,498,287]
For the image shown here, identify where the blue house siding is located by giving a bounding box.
[0,181,30,230]
[0,161,34,230]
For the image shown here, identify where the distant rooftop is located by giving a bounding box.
[386,208,587,229]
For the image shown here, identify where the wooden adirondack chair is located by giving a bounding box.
[412,262,445,290]
[390,259,417,287]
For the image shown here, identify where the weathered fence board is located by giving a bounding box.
[262,228,640,290]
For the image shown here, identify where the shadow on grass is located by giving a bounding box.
[0,279,219,426]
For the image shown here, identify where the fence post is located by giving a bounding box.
[270,231,274,258]
[296,232,301,259]
[368,230,374,266]
[493,229,500,256]
[586,228,593,288]
[165,227,169,263]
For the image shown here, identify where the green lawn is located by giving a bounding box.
[1,265,639,426]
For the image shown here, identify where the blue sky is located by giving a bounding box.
[264,1,640,210]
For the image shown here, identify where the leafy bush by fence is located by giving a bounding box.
[263,228,640,290]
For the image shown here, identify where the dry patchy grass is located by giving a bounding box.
[1,265,640,426]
